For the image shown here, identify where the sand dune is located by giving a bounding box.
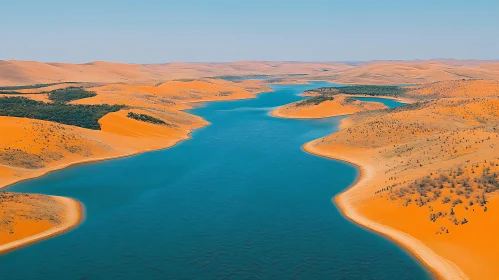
[405,79,499,98]
[271,95,388,119]
[293,80,499,279]
[1,60,499,86]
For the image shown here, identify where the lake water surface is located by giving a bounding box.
[1,82,431,279]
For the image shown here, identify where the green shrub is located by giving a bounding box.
[296,94,335,106]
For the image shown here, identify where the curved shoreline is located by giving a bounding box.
[0,196,83,254]
[0,128,201,191]
[0,116,206,254]
[270,94,414,120]
[269,106,356,120]
[0,88,266,254]
[302,141,468,280]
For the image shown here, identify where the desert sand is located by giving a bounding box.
[0,194,81,254]
[1,60,499,86]
[271,95,389,119]
[291,80,499,279]
[303,142,468,280]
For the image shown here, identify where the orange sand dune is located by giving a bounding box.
[330,61,499,85]
[303,143,468,280]
[405,79,499,98]
[300,93,499,279]
[2,59,499,87]
[271,95,388,119]
[73,79,270,111]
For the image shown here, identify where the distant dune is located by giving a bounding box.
[1,59,499,86]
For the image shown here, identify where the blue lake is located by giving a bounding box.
[0,82,432,279]
[352,96,406,108]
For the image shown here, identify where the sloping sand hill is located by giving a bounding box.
[271,95,388,118]
[299,80,499,279]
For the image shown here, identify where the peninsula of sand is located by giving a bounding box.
[273,79,499,279]
[270,93,390,119]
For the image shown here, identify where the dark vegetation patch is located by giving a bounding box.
[391,101,428,113]
[48,87,97,103]
[0,192,62,234]
[0,149,45,169]
[0,91,41,95]
[217,91,233,96]
[305,85,407,97]
[126,112,167,125]
[0,82,77,91]
[296,94,335,106]
[0,97,124,130]
[214,75,271,81]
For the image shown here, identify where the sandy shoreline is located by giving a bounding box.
[0,83,262,254]
[302,141,468,280]
[0,196,82,254]
[270,93,415,120]
[0,128,200,191]
[269,106,355,119]
[0,117,205,254]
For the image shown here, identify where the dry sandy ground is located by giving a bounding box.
[0,193,81,253]
[404,79,499,98]
[293,80,499,279]
[0,78,271,253]
[1,60,499,86]
[271,95,388,119]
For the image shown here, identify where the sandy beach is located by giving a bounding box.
[302,141,468,280]
[270,96,388,119]
[0,196,82,254]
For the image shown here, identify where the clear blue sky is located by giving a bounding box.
[1,0,497,63]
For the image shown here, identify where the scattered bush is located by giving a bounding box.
[126,112,166,125]
[296,94,335,106]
